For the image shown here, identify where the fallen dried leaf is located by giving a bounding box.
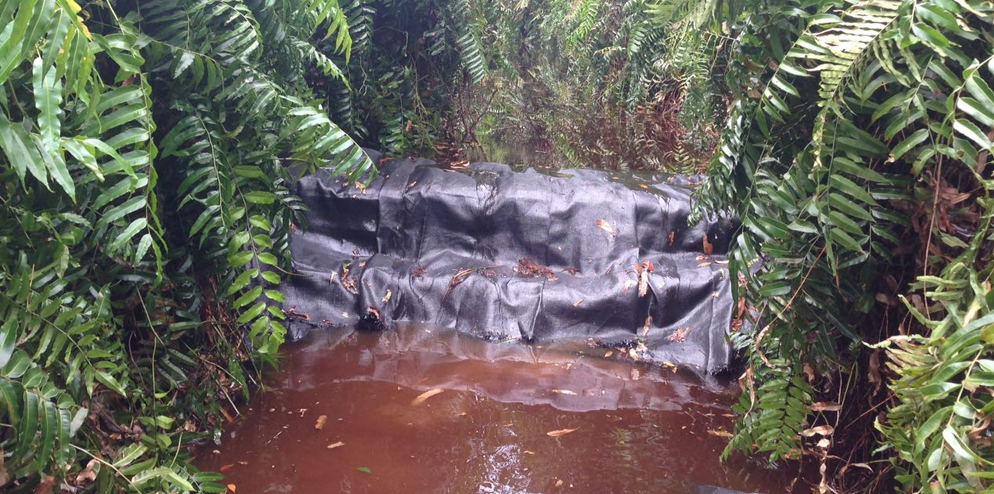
[411,388,444,406]
[227,484,237,493]
[219,464,235,473]
[703,234,713,255]
[668,231,675,246]
[546,428,578,437]
[327,441,345,450]
[604,350,614,358]
[573,299,583,307]
[315,415,327,430]
[596,219,615,236]
[801,425,835,437]
[668,327,690,343]
[868,349,882,395]
[555,479,564,487]
[75,460,97,483]
[33,476,54,494]
[642,316,652,337]
[382,289,392,303]
[810,402,842,412]
[524,450,536,455]
[707,429,733,438]
[443,268,474,299]
[552,389,577,396]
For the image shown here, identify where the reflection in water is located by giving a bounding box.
[197,324,809,493]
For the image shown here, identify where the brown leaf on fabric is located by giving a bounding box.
[546,428,578,437]
[634,261,654,297]
[443,268,474,299]
[411,389,444,406]
[572,299,583,307]
[641,316,652,338]
[327,441,345,450]
[515,258,558,281]
[703,234,713,255]
[596,219,615,236]
[668,231,675,246]
[669,327,689,343]
[315,415,328,430]
[382,289,392,303]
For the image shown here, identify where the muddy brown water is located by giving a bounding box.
[197,325,809,493]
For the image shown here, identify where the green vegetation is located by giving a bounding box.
[0,0,369,491]
[2,0,993,492]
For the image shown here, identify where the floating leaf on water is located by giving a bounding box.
[227,484,237,493]
[357,467,372,474]
[327,441,345,450]
[707,429,733,438]
[411,388,444,406]
[604,351,613,358]
[551,389,577,396]
[315,415,327,430]
[546,427,578,437]
[555,479,564,487]
[219,464,235,473]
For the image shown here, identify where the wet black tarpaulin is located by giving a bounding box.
[284,151,740,373]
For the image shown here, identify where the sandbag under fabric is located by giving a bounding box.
[283,151,740,373]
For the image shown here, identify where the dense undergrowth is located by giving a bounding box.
[0,0,369,491]
[2,0,994,492]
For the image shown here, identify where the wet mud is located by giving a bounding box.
[197,325,810,493]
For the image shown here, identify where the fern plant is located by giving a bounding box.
[0,0,370,491]
[686,0,994,488]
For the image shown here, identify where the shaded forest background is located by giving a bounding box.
[1,0,992,493]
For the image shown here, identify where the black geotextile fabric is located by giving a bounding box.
[283,150,740,373]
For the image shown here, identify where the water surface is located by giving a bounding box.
[197,325,808,493]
